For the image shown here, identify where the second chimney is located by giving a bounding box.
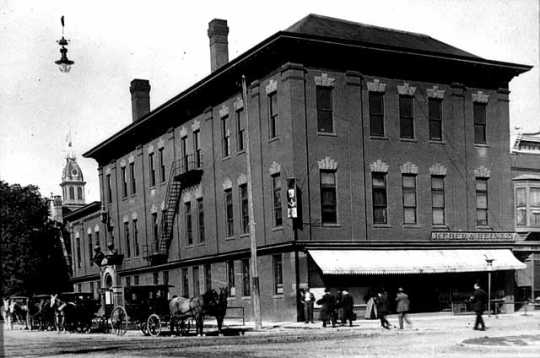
[130,79,151,122]
[208,19,229,72]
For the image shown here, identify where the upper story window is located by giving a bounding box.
[316,86,333,133]
[121,166,128,197]
[123,221,131,258]
[181,136,188,171]
[149,152,156,187]
[88,233,93,262]
[372,173,387,224]
[152,212,159,251]
[106,174,112,202]
[193,130,201,168]
[268,92,278,139]
[69,186,74,200]
[132,219,139,257]
[158,147,166,182]
[197,198,205,243]
[516,187,527,226]
[240,184,249,233]
[429,98,443,141]
[129,162,136,194]
[402,174,417,224]
[369,92,384,137]
[474,102,487,144]
[320,170,337,224]
[476,178,488,226]
[185,201,193,245]
[76,236,81,269]
[225,188,234,237]
[399,95,414,139]
[431,176,445,225]
[272,174,283,227]
[236,108,246,152]
[222,115,230,157]
[77,187,83,200]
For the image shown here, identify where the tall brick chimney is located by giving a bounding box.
[130,79,151,122]
[207,19,229,72]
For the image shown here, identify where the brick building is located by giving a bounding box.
[74,15,530,320]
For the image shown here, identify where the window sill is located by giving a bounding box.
[402,224,422,229]
[429,140,446,145]
[121,196,128,201]
[237,150,246,155]
[272,226,284,232]
[369,136,389,141]
[432,225,450,231]
[227,296,236,301]
[239,233,250,238]
[268,137,280,144]
[225,235,236,241]
[399,138,417,143]
[196,242,206,247]
[474,144,490,148]
[241,296,251,300]
[476,226,493,231]
[317,131,337,137]
[372,224,391,228]
[222,156,231,161]
[272,294,284,299]
[321,223,341,228]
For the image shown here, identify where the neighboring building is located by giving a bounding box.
[77,15,530,320]
[511,132,540,301]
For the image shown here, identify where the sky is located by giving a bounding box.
[0,0,538,202]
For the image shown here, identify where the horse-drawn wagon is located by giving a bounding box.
[50,292,100,332]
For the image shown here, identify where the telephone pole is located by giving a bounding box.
[242,75,262,329]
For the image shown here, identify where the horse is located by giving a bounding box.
[50,294,76,332]
[29,296,55,330]
[169,288,228,336]
[4,298,29,330]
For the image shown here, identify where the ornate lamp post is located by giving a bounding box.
[485,256,494,317]
[55,16,74,72]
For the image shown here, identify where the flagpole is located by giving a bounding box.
[241,75,262,330]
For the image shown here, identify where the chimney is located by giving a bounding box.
[130,79,151,122]
[207,19,229,72]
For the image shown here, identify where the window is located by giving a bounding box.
[121,167,127,197]
[222,115,230,157]
[227,260,235,296]
[193,266,200,295]
[268,92,278,138]
[236,109,245,152]
[225,189,234,237]
[152,212,159,251]
[95,231,100,247]
[402,175,417,224]
[204,263,212,290]
[181,136,188,171]
[272,174,283,226]
[159,148,165,182]
[197,198,205,243]
[316,86,333,133]
[372,173,387,224]
[88,233,93,262]
[273,254,283,295]
[474,102,487,144]
[69,187,74,200]
[123,222,130,257]
[106,174,112,203]
[129,162,136,194]
[320,171,337,224]
[429,98,443,141]
[125,277,131,287]
[431,176,445,225]
[242,258,250,297]
[132,219,139,256]
[240,184,249,233]
[90,281,95,298]
[77,284,82,293]
[134,275,139,286]
[153,272,159,285]
[369,92,384,137]
[149,152,156,186]
[515,188,527,226]
[77,187,83,200]
[163,271,169,287]
[76,236,81,268]
[399,95,414,139]
[193,130,201,168]
[530,188,540,227]
[185,202,193,245]
[476,178,488,226]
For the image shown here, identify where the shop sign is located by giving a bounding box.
[431,232,515,241]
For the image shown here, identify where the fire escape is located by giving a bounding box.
[146,152,203,265]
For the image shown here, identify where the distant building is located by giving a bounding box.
[74,15,530,320]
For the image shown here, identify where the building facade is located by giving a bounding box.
[74,15,530,320]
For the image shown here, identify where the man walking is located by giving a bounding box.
[375,290,391,329]
[341,289,355,326]
[470,283,488,331]
[395,287,411,329]
[303,287,315,324]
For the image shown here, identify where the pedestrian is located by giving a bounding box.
[303,287,315,324]
[395,287,411,329]
[375,290,391,329]
[336,289,344,324]
[470,283,488,331]
[341,289,355,326]
[316,288,337,327]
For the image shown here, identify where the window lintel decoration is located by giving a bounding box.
[366,79,386,93]
[269,161,281,176]
[429,163,447,176]
[87,227,92,234]
[128,155,135,163]
[318,156,338,171]
[400,162,418,174]
[151,204,158,213]
[131,212,137,220]
[157,138,165,148]
[222,177,233,190]
[179,126,187,138]
[191,120,200,131]
[427,85,445,99]
[397,82,416,96]
[237,174,247,185]
[123,215,129,223]
[183,192,192,203]
[472,91,489,103]
[315,73,335,87]
[94,224,100,232]
[265,79,277,94]
[75,231,80,238]
[194,185,203,199]
[120,159,126,167]
[233,97,244,111]
[474,166,491,178]
[147,144,154,154]
[160,201,165,211]
[105,167,112,175]
[369,159,389,173]
[219,105,229,118]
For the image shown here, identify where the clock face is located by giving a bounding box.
[71,169,78,176]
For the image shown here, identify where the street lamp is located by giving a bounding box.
[485,255,494,317]
[55,16,74,72]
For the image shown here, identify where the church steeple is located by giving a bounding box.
[60,142,86,211]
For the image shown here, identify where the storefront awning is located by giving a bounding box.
[308,249,526,275]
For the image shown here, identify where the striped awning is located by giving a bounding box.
[308,249,526,275]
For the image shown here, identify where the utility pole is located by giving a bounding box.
[242,75,262,329]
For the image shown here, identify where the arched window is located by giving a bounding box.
[69,186,74,200]
[77,187,83,200]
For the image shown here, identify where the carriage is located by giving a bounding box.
[4,296,31,329]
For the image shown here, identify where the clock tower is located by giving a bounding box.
[60,147,86,211]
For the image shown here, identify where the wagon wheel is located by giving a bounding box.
[147,314,161,337]
[110,306,128,336]
[139,321,150,336]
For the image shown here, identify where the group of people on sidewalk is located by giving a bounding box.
[300,287,355,327]
[366,287,412,330]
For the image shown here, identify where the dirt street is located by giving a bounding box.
[2,312,540,357]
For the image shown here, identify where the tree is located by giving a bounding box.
[0,181,71,296]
